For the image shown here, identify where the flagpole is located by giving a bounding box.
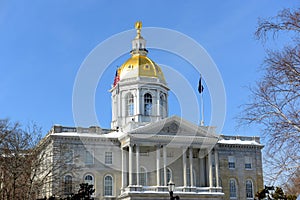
[200,74,204,126]
[198,74,204,126]
[200,88,204,126]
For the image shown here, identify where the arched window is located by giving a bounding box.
[246,179,253,198]
[104,175,113,196]
[160,93,166,117]
[229,178,237,198]
[64,175,72,194]
[84,174,94,186]
[160,167,172,185]
[186,168,196,186]
[167,168,172,184]
[126,93,134,116]
[144,93,152,116]
[139,166,147,186]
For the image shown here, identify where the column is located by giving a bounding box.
[182,148,187,187]
[157,90,160,117]
[136,89,140,118]
[208,151,213,188]
[121,148,127,188]
[163,145,167,186]
[156,146,160,186]
[117,91,121,126]
[199,152,206,187]
[189,147,194,187]
[129,144,133,186]
[214,149,219,187]
[136,145,140,185]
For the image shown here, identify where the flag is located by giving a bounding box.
[113,69,120,87]
[198,76,204,93]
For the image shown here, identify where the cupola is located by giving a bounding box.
[110,22,169,131]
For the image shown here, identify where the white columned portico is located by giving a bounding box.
[121,148,127,188]
[156,145,160,186]
[182,148,187,187]
[129,144,133,186]
[214,149,219,187]
[189,147,194,187]
[136,145,140,185]
[163,145,167,186]
[208,151,213,188]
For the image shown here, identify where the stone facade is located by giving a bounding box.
[218,136,264,199]
[37,122,263,200]
[36,22,264,200]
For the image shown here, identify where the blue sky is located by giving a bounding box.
[0,1,298,136]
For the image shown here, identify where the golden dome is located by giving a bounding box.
[112,21,166,86]
[118,54,166,83]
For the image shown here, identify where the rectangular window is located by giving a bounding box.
[228,156,235,169]
[85,150,94,165]
[245,156,252,169]
[105,152,112,165]
[65,150,73,164]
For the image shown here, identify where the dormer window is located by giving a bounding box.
[144,65,150,70]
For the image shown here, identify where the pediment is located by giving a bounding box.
[160,121,180,134]
[128,115,218,138]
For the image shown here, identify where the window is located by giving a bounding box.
[245,157,252,169]
[160,93,166,117]
[161,167,172,185]
[105,152,112,165]
[144,93,152,116]
[228,156,235,169]
[65,150,73,164]
[84,174,94,186]
[186,168,196,186]
[229,179,237,198]
[104,175,113,196]
[144,65,149,70]
[85,150,94,165]
[126,93,134,116]
[139,167,147,186]
[246,180,253,198]
[167,168,172,184]
[64,175,72,194]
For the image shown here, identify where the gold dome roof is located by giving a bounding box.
[118,54,166,83]
[112,21,166,86]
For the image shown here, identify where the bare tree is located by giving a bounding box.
[284,169,300,197]
[0,119,42,199]
[240,8,300,192]
[0,119,78,200]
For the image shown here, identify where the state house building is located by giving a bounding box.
[37,22,264,200]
